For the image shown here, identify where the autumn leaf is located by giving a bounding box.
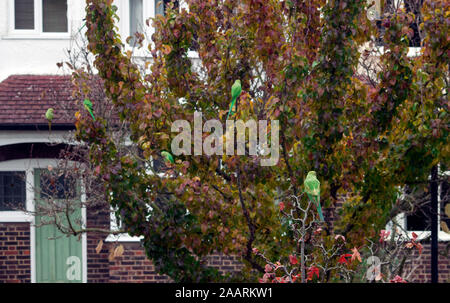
[351,247,362,263]
[441,221,450,234]
[306,265,319,281]
[289,255,298,265]
[113,244,124,259]
[338,254,352,265]
[95,240,103,254]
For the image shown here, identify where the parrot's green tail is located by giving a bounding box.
[226,97,237,120]
[89,110,96,121]
[316,204,324,222]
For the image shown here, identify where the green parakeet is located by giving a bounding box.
[45,108,54,131]
[303,171,324,222]
[161,151,174,164]
[226,80,242,120]
[83,98,96,121]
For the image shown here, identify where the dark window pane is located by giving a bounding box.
[40,173,76,199]
[14,0,34,30]
[406,204,431,231]
[406,186,432,231]
[404,0,423,47]
[0,172,26,211]
[42,0,68,32]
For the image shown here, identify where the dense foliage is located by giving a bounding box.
[74,0,449,281]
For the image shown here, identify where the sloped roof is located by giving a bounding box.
[0,75,76,129]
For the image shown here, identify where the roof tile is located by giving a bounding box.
[0,75,76,125]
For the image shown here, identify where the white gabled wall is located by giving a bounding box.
[0,0,159,82]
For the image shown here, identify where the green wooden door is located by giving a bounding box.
[34,169,83,283]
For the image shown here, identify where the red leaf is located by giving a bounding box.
[289,255,298,265]
[306,265,319,281]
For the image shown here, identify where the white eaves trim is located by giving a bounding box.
[0,130,68,147]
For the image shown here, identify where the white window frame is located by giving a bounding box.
[7,0,71,39]
[118,0,154,55]
[0,164,33,222]
[0,158,88,283]
[387,170,450,242]
[117,0,198,58]
[105,160,165,243]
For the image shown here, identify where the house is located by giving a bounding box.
[0,0,241,283]
[0,0,448,283]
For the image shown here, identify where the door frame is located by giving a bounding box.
[0,158,87,283]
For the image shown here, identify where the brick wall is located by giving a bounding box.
[106,242,244,282]
[404,242,450,283]
[0,207,448,283]
[86,205,111,283]
[0,223,31,283]
[108,242,170,282]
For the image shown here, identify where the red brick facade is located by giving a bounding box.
[0,207,449,283]
[0,223,31,283]
[404,242,450,283]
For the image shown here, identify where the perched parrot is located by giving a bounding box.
[161,151,174,164]
[45,108,54,131]
[303,171,324,222]
[226,80,242,120]
[83,98,96,121]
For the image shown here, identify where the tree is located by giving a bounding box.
[73,0,449,282]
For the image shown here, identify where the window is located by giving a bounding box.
[154,0,198,51]
[42,0,68,32]
[14,0,35,30]
[440,178,450,230]
[155,0,179,16]
[129,0,143,45]
[405,176,449,232]
[405,185,432,231]
[40,172,77,200]
[12,0,68,34]
[395,168,450,241]
[0,171,26,211]
[371,0,423,47]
